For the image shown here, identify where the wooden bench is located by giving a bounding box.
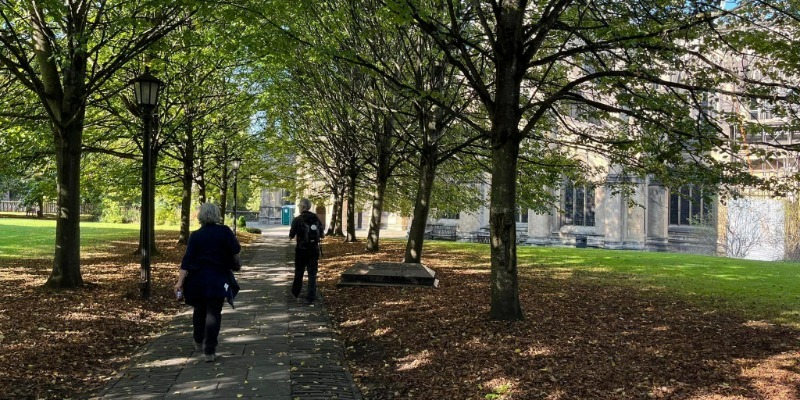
[423,224,438,239]
[429,224,457,241]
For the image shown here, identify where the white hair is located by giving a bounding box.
[197,202,221,225]
[298,198,312,212]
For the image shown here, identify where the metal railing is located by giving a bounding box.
[0,200,95,215]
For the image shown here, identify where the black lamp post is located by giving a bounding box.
[131,67,164,300]
[231,157,242,236]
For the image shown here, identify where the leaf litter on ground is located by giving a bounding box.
[319,240,800,400]
[1,234,798,399]
[0,231,258,399]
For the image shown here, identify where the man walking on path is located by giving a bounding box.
[289,198,324,304]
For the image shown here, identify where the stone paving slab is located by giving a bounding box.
[92,237,362,400]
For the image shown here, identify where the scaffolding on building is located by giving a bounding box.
[731,92,800,198]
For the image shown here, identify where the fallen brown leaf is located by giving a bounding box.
[319,239,800,400]
[0,230,258,399]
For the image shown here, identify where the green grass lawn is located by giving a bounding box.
[428,241,800,326]
[3,222,798,326]
[0,218,179,258]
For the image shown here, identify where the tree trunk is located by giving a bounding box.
[335,184,346,236]
[403,149,437,263]
[220,166,229,225]
[197,142,207,204]
[484,3,526,320]
[45,124,83,288]
[179,132,194,244]
[403,99,442,264]
[198,175,207,203]
[335,182,345,236]
[366,117,393,251]
[489,136,523,320]
[327,182,343,236]
[36,195,44,219]
[345,167,357,242]
[36,4,87,289]
[365,178,387,251]
[179,162,192,245]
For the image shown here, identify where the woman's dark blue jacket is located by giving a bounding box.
[181,223,241,300]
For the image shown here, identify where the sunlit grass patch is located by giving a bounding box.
[0,219,182,259]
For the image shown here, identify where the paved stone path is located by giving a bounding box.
[92,237,362,400]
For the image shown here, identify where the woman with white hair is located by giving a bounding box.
[174,202,241,362]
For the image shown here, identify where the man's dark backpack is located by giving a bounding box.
[298,215,321,250]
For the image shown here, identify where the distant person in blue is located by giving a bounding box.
[289,198,324,304]
[174,202,241,362]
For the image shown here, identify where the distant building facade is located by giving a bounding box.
[270,50,798,261]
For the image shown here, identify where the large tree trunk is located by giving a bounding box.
[345,166,357,242]
[403,149,437,263]
[365,178,387,251]
[489,136,523,320]
[488,7,525,319]
[487,0,526,321]
[403,98,441,264]
[41,20,87,288]
[46,123,84,288]
[366,117,394,251]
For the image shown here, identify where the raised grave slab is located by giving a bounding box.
[338,262,438,288]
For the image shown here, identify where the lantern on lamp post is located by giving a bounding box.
[130,67,164,300]
[231,157,242,236]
